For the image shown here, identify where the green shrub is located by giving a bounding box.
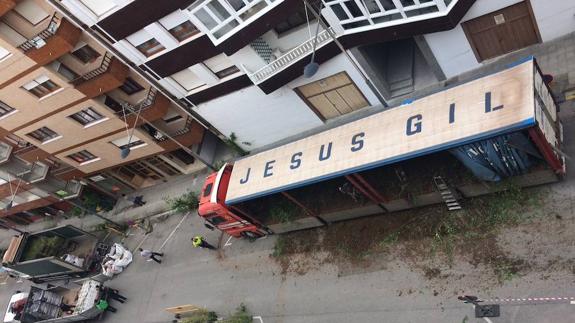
[166,191,200,214]
[270,201,297,224]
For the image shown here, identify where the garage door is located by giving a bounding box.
[462,1,541,62]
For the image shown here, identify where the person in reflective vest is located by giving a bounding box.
[192,236,216,250]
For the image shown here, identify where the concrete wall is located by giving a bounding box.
[424,0,575,78]
[193,53,380,150]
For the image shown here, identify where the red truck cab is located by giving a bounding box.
[198,164,265,239]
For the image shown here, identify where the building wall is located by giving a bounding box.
[0,66,85,131]
[193,53,380,150]
[13,99,126,154]
[54,128,164,174]
[424,0,575,78]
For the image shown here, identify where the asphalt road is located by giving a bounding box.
[0,212,574,323]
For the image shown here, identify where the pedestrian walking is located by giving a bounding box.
[95,299,116,313]
[192,236,217,250]
[99,286,127,303]
[139,248,164,264]
[458,295,480,305]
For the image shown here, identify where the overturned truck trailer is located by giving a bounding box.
[198,57,564,236]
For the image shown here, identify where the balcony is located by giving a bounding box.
[0,159,49,184]
[141,117,205,151]
[189,0,283,46]
[245,28,334,84]
[0,141,12,164]
[116,88,170,127]
[71,52,129,98]
[34,176,83,200]
[0,0,18,17]
[18,15,81,65]
[323,0,458,34]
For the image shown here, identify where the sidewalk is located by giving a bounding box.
[0,167,212,249]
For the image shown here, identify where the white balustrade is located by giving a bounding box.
[248,28,334,84]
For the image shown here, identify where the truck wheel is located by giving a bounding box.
[240,231,259,241]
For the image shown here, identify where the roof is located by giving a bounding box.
[225,59,536,204]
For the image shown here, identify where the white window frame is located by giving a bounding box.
[187,0,281,45]
[110,135,147,151]
[22,75,64,100]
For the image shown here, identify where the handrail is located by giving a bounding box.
[143,116,193,143]
[247,28,334,84]
[18,14,60,52]
[71,52,113,86]
[115,87,158,117]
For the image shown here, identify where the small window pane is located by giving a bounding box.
[135,38,165,57]
[23,78,61,98]
[69,107,104,126]
[195,8,218,30]
[119,77,144,95]
[206,1,231,20]
[71,44,101,64]
[168,21,200,42]
[0,100,15,117]
[27,126,59,143]
[67,150,97,163]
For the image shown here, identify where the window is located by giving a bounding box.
[134,38,165,57]
[171,68,205,92]
[80,0,118,17]
[104,95,122,113]
[49,61,79,81]
[69,107,105,126]
[27,126,60,143]
[204,54,240,79]
[71,44,101,63]
[274,4,316,35]
[67,150,98,164]
[14,0,50,25]
[203,183,213,197]
[167,21,200,42]
[295,72,369,121]
[0,101,15,118]
[119,77,144,95]
[111,135,147,150]
[22,76,60,98]
[206,215,226,226]
[0,45,11,61]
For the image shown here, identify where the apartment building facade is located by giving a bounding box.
[0,0,572,224]
[54,0,575,153]
[0,0,213,225]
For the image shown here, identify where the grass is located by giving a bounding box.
[379,230,400,248]
[270,200,298,224]
[272,236,287,258]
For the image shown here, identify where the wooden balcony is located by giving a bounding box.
[0,0,18,17]
[121,88,169,127]
[148,117,205,152]
[19,16,81,65]
[72,52,129,98]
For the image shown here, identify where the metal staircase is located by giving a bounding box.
[433,176,462,211]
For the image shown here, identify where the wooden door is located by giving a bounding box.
[462,1,540,62]
[296,72,369,121]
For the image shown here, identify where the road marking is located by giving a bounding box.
[224,236,233,247]
[570,301,575,305]
[253,316,264,323]
[485,296,575,304]
[159,213,189,251]
[133,235,148,253]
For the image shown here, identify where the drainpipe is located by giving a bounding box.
[47,0,222,170]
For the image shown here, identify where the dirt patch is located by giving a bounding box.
[272,186,554,288]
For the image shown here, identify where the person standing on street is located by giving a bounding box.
[139,248,164,263]
[192,236,217,250]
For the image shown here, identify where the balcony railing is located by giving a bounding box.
[246,28,333,84]
[116,87,158,118]
[323,0,456,33]
[142,116,194,143]
[71,52,113,86]
[18,14,60,52]
[189,0,281,45]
